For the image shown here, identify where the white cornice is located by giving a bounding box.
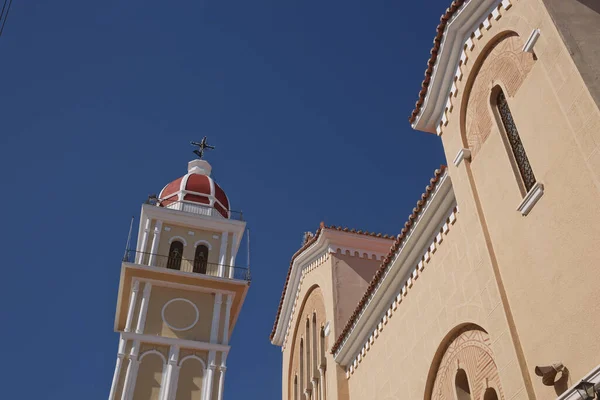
[271,230,393,346]
[412,0,502,133]
[334,172,455,366]
[137,203,246,254]
[122,332,230,353]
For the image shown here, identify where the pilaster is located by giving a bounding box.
[218,233,228,277]
[124,281,140,333]
[210,293,223,344]
[136,217,151,263]
[135,282,152,334]
[149,220,163,266]
[222,295,233,345]
[121,340,140,400]
[162,345,180,400]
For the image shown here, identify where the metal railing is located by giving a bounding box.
[158,200,244,221]
[123,249,251,281]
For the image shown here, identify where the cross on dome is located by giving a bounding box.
[190,136,215,159]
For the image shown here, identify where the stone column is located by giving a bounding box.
[109,336,127,400]
[204,352,217,400]
[304,388,312,400]
[311,378,318,400]
[319,365,326,400]
[161,345,179,400]
[210,293,223,343]
[216,353,227,400]
[222,295,233,345]
[148,220,163,266]
[218,233,228,277]
[136,217,151,264]
[228,233,238,279]
[124,281,140,333]
[135,283,152,334]
[121,341,140,400]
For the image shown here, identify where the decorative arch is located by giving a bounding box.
[287,285,327,400]
[425,324,504,400]
[176,354,206,400]
[460,31,535,158]
[193,239,212,250]
[134,351,166,400]
[179,354,207,369]
[139,349,167,364]
[168,236,188,246]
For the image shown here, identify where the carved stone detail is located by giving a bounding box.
[431,327,504,400]
[465,34,535,158]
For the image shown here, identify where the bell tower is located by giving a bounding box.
[108,149,250,400]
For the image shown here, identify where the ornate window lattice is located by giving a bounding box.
[497,91,536,192]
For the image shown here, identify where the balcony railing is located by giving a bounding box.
[123,249,251,282]
[158,200,244,221]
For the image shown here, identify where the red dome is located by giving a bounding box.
[158,160,231,218]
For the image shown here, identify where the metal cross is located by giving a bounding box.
[190,137,215,159]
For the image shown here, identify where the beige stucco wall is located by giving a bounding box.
[436,0,600,398]
[344,210,527,399]
[282,256,350,400]
[331,253,381,339]
[145,286,216,342]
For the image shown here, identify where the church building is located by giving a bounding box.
[108,149,250,400]
[270,1,600,399]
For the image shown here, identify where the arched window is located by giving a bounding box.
[167,241,184,270]
[312,313,318,377]
[293,375,298,400]
[306,319,311,389]
[496,90,536,192]
[455,369,472,400]
[483,388,499,400]
[193,245,209,274]
[299,339,304,397]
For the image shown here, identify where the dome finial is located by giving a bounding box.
[190,136,215,159]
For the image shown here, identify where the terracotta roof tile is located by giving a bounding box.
[269,224,394,342]
[409,0,466,126]
[330,166,447,355]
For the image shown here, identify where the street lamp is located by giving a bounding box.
[574,380,598,400]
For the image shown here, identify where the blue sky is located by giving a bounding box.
[0,1,449,398]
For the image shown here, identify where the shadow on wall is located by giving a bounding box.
[578,0,600,14]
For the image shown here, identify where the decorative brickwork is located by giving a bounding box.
[464,34,535,157]
[430,327,504,400]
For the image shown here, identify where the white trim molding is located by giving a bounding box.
[161,298,200,331]
[556,364,600,400]
[333,171,455,367]
[272,228,394,348]
[522,28,541,53]
[453,148,472,167]
[412,0,515,134]
[517,182,544,216]
[122,332,230,352]
[194,239,212,250]
[342,205,459,377]
[139,349,167,364]
[168,236,188,247]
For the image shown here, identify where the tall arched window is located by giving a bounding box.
[484,388,499,400]
[193,245,209,274]
[496,90,536,192]
[293,375,298,400]
[299,339,304,397]
[305,319,311,391]
[167,241,184,270]
[312,313,318,378]
[455,369,472,400]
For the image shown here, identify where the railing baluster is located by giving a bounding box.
[121,249,250,282]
